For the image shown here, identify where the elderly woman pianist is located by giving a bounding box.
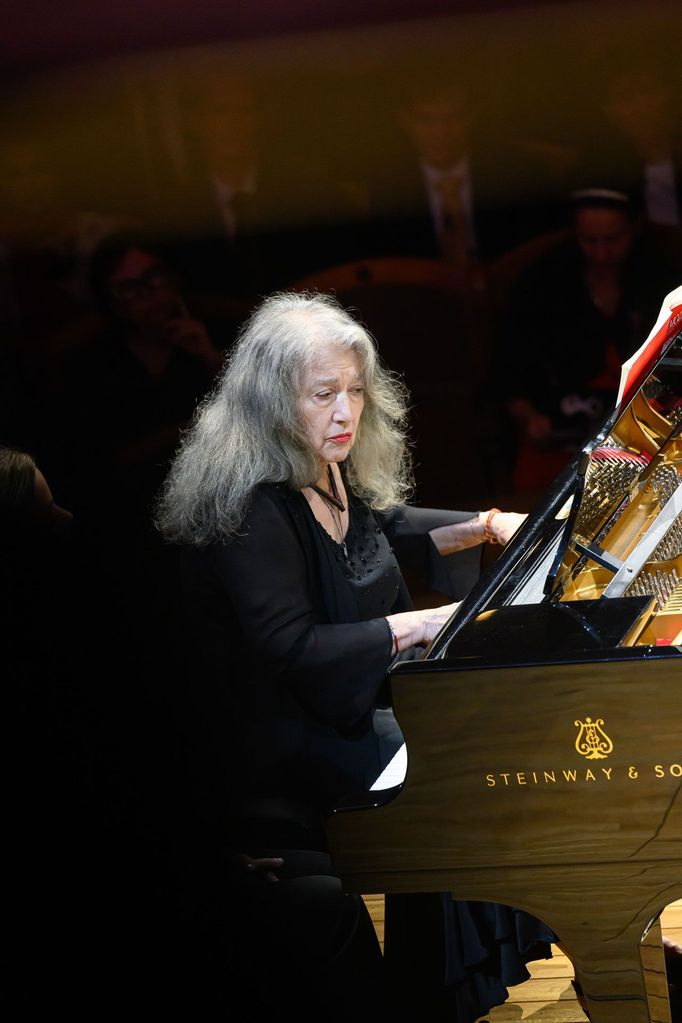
[155,289,522,806]
[153,292,556,1020]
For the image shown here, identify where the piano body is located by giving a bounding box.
[326,287,682,1023]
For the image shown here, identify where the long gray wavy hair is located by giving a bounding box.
[154,291,414,544]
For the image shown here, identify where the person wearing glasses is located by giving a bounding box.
[88,233,225,383]
[53,234,233,531]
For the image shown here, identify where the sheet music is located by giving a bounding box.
[370,742,407,790]
[617,285,682,405]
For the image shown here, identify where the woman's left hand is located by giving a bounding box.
[486,510,528,546]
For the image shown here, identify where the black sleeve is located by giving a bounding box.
[377,505,483,602]
[207,488,395,733]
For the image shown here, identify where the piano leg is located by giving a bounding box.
[641,919,672,1023]
[550,902,672,1023]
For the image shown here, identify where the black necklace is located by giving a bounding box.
[311,464,345,512]
[311,466,348,558]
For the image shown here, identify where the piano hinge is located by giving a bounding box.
[573,540,623,573]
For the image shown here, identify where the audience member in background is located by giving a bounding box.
[2,446,104,1013]
[357,72,564,287]
[160,67,357,298]
[576,65,681,232]
[1,441,235,1015]
[54,234,226,538]
[491,187,681,505]
[47,237,235,871]
[1,446,81,754]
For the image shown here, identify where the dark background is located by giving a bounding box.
[3,2,680,1016]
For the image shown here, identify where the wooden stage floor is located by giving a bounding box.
[362,896,681,1022]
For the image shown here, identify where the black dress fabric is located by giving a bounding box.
[174,479,555,1020]
[176,482,482,809]
[384,891,555,1019]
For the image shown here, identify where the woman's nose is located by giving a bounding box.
[333,393,351,419]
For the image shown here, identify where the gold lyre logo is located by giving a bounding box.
[574,717,614,760]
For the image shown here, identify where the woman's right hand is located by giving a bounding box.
[387,602,461,653]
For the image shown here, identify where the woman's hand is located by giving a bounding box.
[429,510,528,554]
[484,510,528,545]
[387,602,461,652]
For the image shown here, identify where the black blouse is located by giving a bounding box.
[177,481,481,812]
[309,487,403,638]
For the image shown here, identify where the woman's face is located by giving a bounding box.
[299,343,365,470]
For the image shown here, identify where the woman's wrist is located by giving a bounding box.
[386,618,399,657]
[469,515,486,545]
[482,508,501,544]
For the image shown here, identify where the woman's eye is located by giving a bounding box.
[316,391,333,400]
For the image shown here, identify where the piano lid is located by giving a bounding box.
[427,286,682,661]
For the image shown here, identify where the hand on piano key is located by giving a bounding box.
[386,602,462,651]
[485,510,528,546]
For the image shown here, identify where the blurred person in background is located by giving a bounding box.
[490,187,680,505]
[357,71,564,282]
[159,65,358,299]
[54,234,226,529]
[575,64,681,232]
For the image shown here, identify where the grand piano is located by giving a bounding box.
[326,286,682,1023]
